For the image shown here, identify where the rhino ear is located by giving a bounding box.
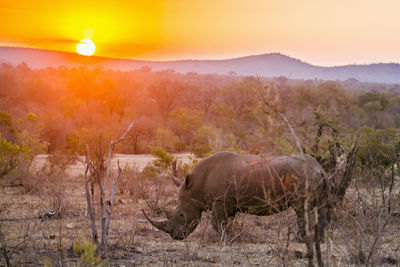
[184,174,193,190]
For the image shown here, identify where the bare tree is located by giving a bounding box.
[256,80,360,267]
[76,122,134,250]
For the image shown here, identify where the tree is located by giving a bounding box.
[170,108,203,146]
[0,112,48,183]
[148,78,185,124]
[357,127,400,212]
[195,84,218,116]
[125,116,156,154]
[221,77,258,119]
[192,126,216,157]
[77,122,134,250]
[154,128,179,152]
[0,133,24,178]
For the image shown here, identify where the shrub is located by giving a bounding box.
[192,126,215,157]
[1,112,49,186]
[73,234,108,266]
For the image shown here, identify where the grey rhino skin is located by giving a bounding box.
[143,151,329,240]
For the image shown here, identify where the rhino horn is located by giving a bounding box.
[171,160,183,187]
[172,175,183,187]
[142,209,170,233]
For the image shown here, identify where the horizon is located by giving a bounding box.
[1,1,400,67]
[2,45,400,68]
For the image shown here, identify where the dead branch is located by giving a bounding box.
[99,122,134,249]
[103,122,134,197]
[334,140,359,203]
[79,122,134,250]
[83,144,98,244]
[102,160,122,246]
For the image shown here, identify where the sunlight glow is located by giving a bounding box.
[76,39,96,56]
[2,0,400,64]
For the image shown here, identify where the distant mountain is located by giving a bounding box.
[1,47,400,84]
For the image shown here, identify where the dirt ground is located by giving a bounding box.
[1,154,400,266]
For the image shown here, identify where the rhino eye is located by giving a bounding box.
[179,213,184,217]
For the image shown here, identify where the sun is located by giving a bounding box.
[76,39,96,56]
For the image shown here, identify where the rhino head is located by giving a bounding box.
[142,174,202,240]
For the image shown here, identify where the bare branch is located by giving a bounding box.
[75,152,85,165]
[83,144,98,244]
[113,122,134,145]
[98,122,134,249]
[110,160,122,210]
[103,122,134,193]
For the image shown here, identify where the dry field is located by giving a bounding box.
[1,154,400,266]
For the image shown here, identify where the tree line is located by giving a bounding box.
[1,62,400,160]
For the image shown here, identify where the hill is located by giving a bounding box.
[1,47,400,84]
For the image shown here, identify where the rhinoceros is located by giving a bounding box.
[142,151,330,241]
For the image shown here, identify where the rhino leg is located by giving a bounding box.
[211,200,236,236]
[294,202,327,243]
[315,205,327,243]
[294,205,307,242]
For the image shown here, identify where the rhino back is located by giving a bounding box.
[185,152,264,197]
[268,154,325,180]
[179,152,325,212]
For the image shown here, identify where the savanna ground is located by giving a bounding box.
[2,59,400,267]
[1,154,400,266]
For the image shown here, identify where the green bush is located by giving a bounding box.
[358,127,399,169]
[0,133,26,178]
[151,147,174,171]
[73,234,108,267]
[192,126,215,157]
[0,111,48,181]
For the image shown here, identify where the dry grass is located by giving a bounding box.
[0,155,400,266]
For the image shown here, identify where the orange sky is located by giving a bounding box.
[1,0,400,66]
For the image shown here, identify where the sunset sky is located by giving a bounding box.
[1,0,400,66]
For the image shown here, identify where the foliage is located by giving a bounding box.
[170,108,203,143]
[0,133,25,178]
[73,234,108,267]
[65,133,80,154]
[154,128,178,152]
[0,111,48,181]
[359,92,389,110]
[192,126,215,157]
[2,64,400,156]
[0,111,15,141]
[43,257,54,267]
[176,155,199,177]
[357,127,400,169]
[151,147,174,172]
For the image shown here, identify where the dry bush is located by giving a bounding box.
[33,153,71,219]
[117,164,141,202]
[0,221,36,266]
[137,165,174,215]
[137,147,179,215]
[12,152,71,220]
[328,173,400,266]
